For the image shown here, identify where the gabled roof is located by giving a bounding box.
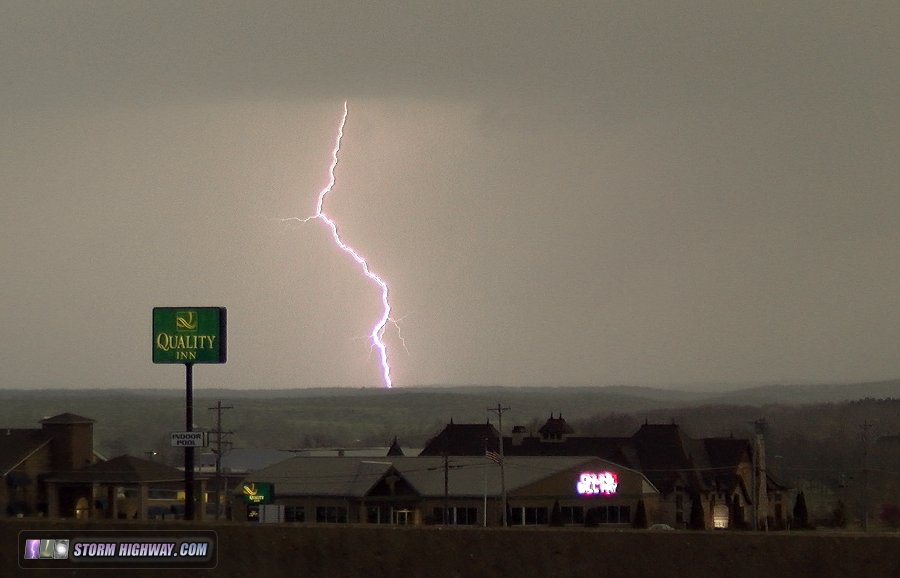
[538,414,575,437]
[630,424,692,469]
[419,422,500,455]
[239,457,403,497]
[1,413,98,477]
[241,455,657,499]
[387,437,404,456]
[401,456,637,498]
[44,455,183,483]
[0,429,51,476]
[627,424,700,495]
[40,413,95,425]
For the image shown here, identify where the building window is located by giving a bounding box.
[368,505,392,524]
[585,506,631,525]
[457,507,477,525]
[316,506,347,523]
[285,506,305,523]
[510,507,548,526]
[433,507,478,525]
[560,506,584,525]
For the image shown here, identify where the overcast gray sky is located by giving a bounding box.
[2,1,898,390]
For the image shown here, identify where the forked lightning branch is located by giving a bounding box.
[282,101,401,388]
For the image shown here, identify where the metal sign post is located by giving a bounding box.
[153,307,227,521]
[185,362,195,520]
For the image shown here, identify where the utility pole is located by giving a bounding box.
[860,420,873,532]
[443,452,449,525]
[208,401,234,520]
[753,419,767,532]
[487,403,510,526]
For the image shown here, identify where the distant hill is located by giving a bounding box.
[688,379,900,406]
[0,379,896,456]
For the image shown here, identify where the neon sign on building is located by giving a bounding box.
[576,472,618,495]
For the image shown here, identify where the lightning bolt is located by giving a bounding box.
[283,101,397,388]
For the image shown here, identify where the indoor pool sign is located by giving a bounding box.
[153,307,226,364]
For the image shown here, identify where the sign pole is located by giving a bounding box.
[153,307,226,522]
[185,362,195,521]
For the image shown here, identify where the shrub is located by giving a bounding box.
[689,494,706,530]
[633,499,648,529]
[793,491,812,529]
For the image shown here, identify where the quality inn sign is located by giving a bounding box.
[153,307,226,364]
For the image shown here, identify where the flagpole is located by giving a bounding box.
[483,438,488,527]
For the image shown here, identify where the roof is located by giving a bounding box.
[419,422,500,455]
[44,455,183,483]
[766,472,791,492]
[505,436,630,463]
[1,413,98,477]
[40,413,95,425]
[0,429,51,476]
[238,457,403,497]
[538,414,575,437]
[240,455,657,499]
[196,448,296,473]
[387,437,404,457]
[400,456,611,497]
[626,424,700,495]
[704,438,750,467]
[419,420,762,497]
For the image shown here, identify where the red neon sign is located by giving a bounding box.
[576,472,618,495]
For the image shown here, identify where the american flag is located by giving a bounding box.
[485,450,503,464]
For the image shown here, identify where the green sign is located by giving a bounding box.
[153,307,227,364]
[241,482,274,504]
